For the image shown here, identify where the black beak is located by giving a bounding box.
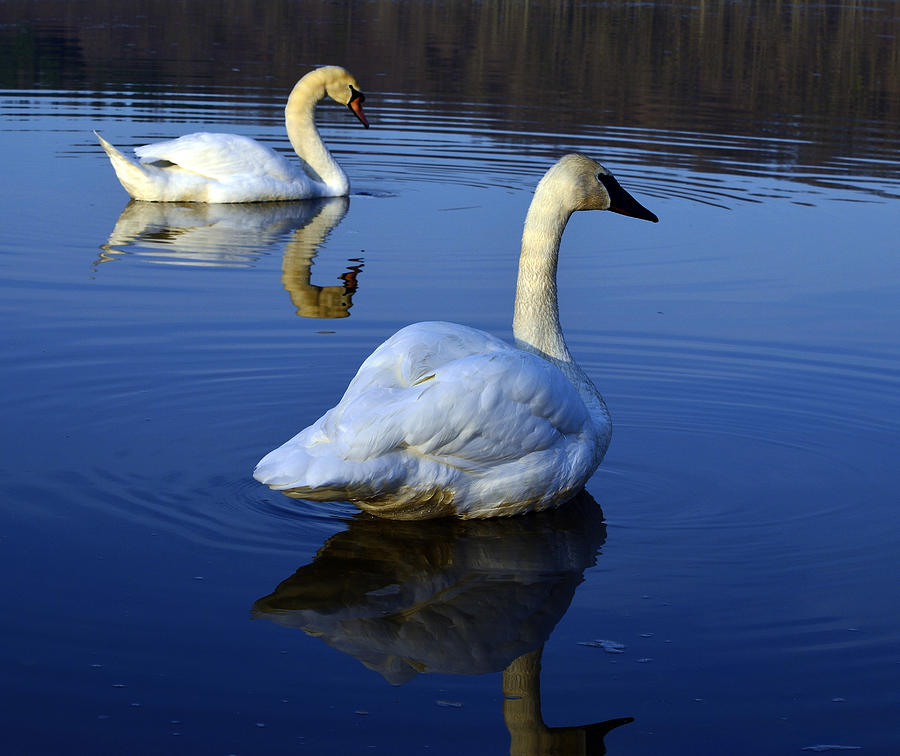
[599,173,658,222]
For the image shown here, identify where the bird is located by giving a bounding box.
[254,154,658,519]
[95,66,369,203]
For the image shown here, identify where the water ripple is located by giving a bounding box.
[574,331,900,543]
[11,326,891,555]
[10,87,890,207]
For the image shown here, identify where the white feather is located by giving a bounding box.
[134,133,297,182]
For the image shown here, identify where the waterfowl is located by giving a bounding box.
[254,154,658,519]
[95,66,369,203]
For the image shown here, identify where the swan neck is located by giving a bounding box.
[284,73,349,193]
[512,184,609,423]
[512,194,571,362]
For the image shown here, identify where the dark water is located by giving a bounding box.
[1,2,899,754]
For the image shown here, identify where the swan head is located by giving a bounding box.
[544,154,658,222]
[319,66,370,128]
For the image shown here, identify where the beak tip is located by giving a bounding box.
[348,98,370,129]
[610,205,659,223]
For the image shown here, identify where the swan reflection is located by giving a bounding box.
[253,492,632,754]
[96,197,363,318]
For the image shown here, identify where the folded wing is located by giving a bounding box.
[254,322,594,511]
[135,133,296,182]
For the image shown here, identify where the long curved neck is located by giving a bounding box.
[512,184,608,418]
[284,72,349,194]
[513,193,572,362]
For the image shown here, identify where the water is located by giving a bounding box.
[1,2,898,754]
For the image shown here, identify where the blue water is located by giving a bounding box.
[2,3,899,754]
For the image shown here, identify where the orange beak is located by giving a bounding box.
[348,87,369,129]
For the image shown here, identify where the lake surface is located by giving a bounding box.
[1,1,899,754]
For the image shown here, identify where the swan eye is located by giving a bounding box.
[349,85,365,104]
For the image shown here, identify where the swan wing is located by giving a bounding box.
[335,322,589,464]
[255,323,593,502]
[134,133,297,182]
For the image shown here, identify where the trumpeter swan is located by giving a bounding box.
[254,154,658,518]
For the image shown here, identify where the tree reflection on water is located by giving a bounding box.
[2,0,897,177]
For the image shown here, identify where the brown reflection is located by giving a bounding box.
[96,198,364,318]
[5,0,899,175]
[253,492,633,754]
[504,650,633,756]
[279,197,362,319]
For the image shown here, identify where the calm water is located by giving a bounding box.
[2,2,899,754]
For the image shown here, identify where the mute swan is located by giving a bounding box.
[95,66,369,203]
[254,154,658,519]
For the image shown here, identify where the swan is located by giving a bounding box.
[95,66,369,203]
[254,154,658,519]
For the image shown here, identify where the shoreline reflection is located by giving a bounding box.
[253,492,633,753]
[96,197,363,318]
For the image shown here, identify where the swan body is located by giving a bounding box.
[96,66,369,203]
[254,154,658,519]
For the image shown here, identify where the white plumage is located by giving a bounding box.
[95,66,369,203]
[255,322,600,518]
[255,154,658,518]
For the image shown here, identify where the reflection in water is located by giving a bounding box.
[279,199,363,319]
[502,650,633,756]
[253,492,633,754]
[97,197,363,318]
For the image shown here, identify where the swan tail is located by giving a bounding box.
[253,458,461,520]
[252,438,427,516]
[253,440,367,499]
[95,130,157,200]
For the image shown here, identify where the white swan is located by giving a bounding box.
[95,66,369,203]
[254,154,658,519]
